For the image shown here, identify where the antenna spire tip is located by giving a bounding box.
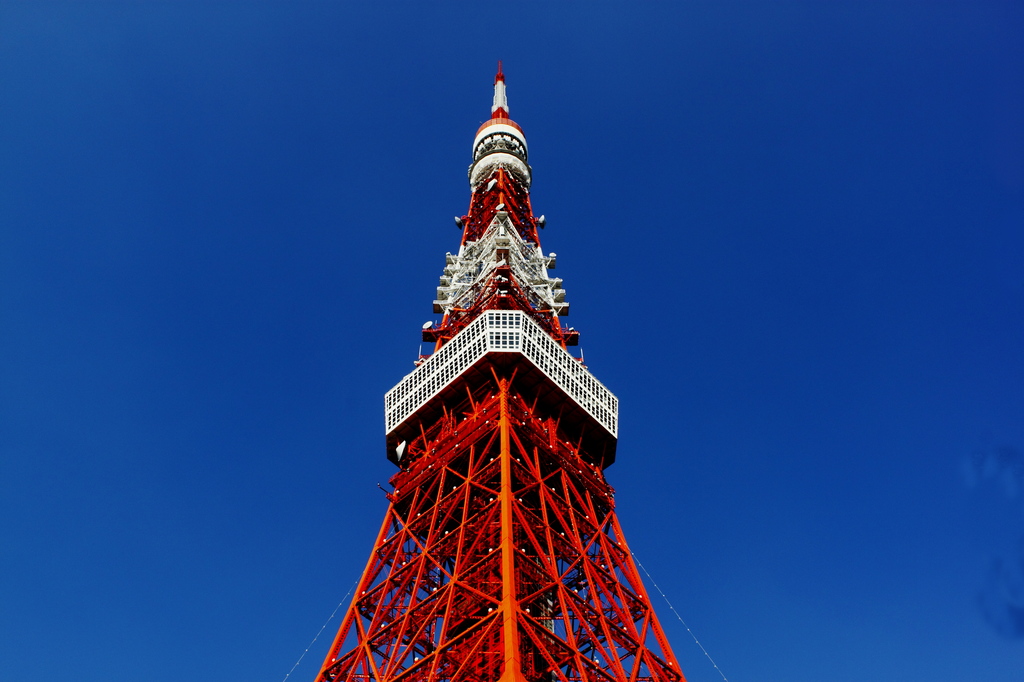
[491,61,509,118]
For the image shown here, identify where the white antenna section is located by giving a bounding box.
[492,78,507,115]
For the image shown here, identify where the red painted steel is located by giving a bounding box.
[460,166,539,247]
[312,69,685,682]
[314,376,683,682]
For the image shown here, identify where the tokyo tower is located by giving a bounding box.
[313,65,685,682]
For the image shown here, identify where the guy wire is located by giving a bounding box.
[282,578,359,682]
[632,551,730,682]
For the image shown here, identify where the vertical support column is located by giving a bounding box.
[498,379,526,682]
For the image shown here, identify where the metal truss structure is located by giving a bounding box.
[313,65,685,682]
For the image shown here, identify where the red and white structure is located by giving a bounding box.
[313,65,685,682]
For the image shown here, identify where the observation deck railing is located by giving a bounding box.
[385,311,618,438]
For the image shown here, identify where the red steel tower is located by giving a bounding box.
[313,66,685,682]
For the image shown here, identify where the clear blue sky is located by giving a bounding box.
[2,3,1022,681]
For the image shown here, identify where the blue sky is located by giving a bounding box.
[1,2,1022,681]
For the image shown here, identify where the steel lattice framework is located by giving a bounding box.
[313,65,685,682]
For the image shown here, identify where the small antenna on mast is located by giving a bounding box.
[491,61,508,118]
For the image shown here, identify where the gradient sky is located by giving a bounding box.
[2,3,1022,681]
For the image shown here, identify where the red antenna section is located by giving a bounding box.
[492,61,507,118]
[310,70,686,682]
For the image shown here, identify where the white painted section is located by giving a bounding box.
[492,79,507,114]
[435,212,559,314]
[470,153,531,187]
[384,310,618,438]
[472,123,528,157]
